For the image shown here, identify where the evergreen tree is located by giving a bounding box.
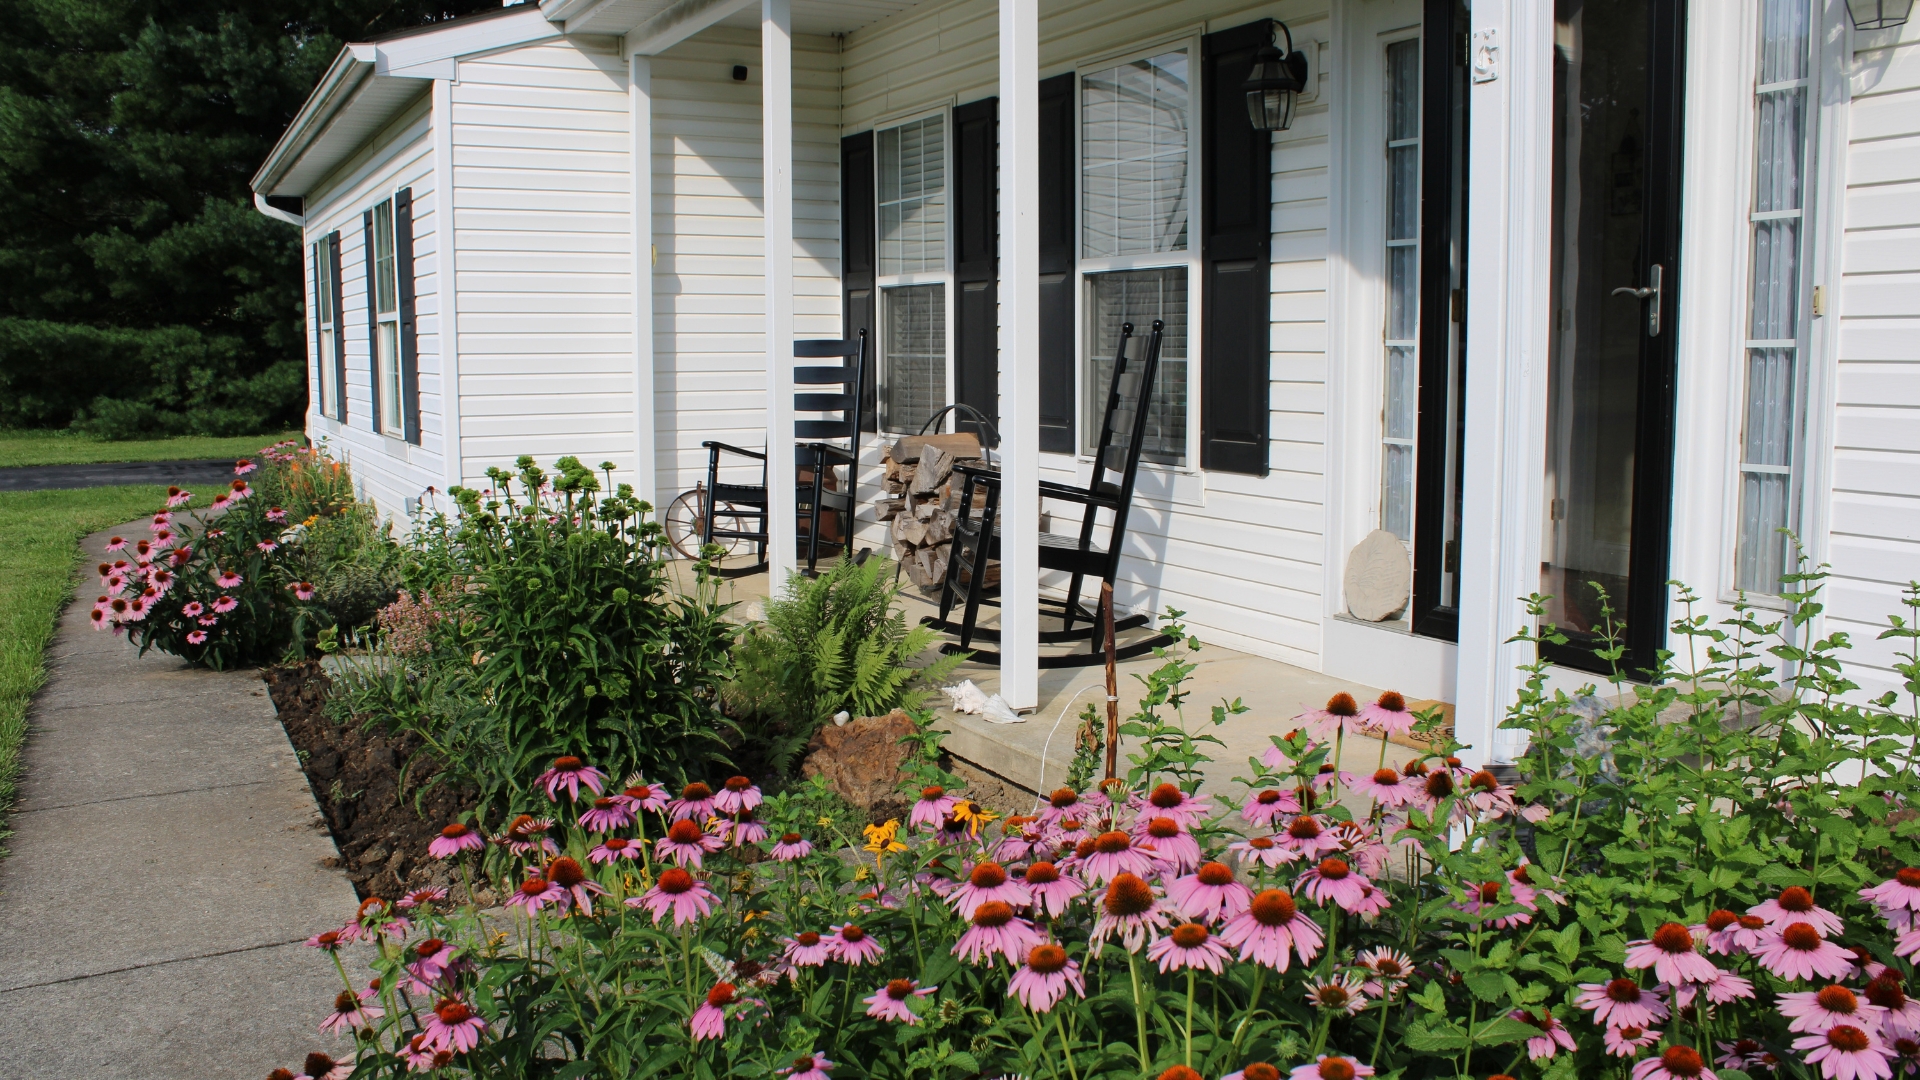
[0,1,493,435]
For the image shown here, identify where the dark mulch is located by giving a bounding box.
[263,661,481,902]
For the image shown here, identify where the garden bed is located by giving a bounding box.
[263,661,480,902]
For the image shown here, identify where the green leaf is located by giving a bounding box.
[1472,1016,1549,1046]
[1464,970,1511,1002]
[1402,1019,1470,1052]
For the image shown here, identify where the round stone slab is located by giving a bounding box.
[1344,528,1411,622]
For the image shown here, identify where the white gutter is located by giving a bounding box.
[250,45,376,196]
[252,193,304,228]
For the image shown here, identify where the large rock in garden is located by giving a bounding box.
[801,709,917,824]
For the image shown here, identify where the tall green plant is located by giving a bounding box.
[725,556,966,774]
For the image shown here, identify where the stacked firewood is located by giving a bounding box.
[878,433,986,590]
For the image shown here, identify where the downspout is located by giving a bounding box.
[253,192,304,228]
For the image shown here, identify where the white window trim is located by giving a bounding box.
[873,107,956,437]
[1071,32,1206,473]
[370,193,404,436]
[311,238,333,421]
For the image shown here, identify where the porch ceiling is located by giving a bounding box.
[546,0,927,39]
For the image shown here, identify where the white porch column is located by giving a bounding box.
[1453,2,1554,767]
[762,0,796,581]
[629,53,658,511]
[432,78,462,495]
[998,0,1040,711]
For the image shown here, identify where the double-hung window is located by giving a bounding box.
[312,237,341,421]
[1734,0,1813,594]
[370,198,403,436]
[876,114,949,434]
[1379,38,1422,542]
[1081,46,1196,466]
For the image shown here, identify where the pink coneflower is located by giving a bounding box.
[1049,815,1091,848]
[423,998,487,1054]
[1218,888,1324,971]
[910,785,959,831]
[1463,769,1518,815]
[429,822,485,859]
[1134,782,1213,830]
[1279,815,1343,859]
[1305,973,1370,1016]
[1231,834,1300,870]
[1794,1025,1895,1080]
[829,923,884,966]
[289,581,315,601]
[1625,923,1721,985]
[1699,910,1745,955]
[1864,870,1920,920]
[537,756,607,801]
[691,983,737,1042]
[212,595,237,614]
[949,860,1032,919]
[545,857,606,915]
[292,1051,352,1080]
[713,775,763,814]
[1717,1038,1776,1072]
[229,480,252,499]
[1224,1064,1284,1080]
[1038,786,1089,826]
[1297,693,1363,740]
[1090,873,1172,956]
[1459,879,1533,929]
[1349,767,1421,808]
[1513,1010,1577,1060]
[863,978,935,1023]
[955,900,1046,966]
[106,536,129,552]
[629,866,715,926]
[1670,968,1757,1009]
[507,874,566,915]
[148,568,174,592]
[1752,886,1845,936]
[994,820,1048,863]
[613,778,669,813]
[267,507,287,523]
[305,929,345,952]
[1243,787,1301,828]
[320,988,382,1033]
[656,818,724,867]
[724,810,768,846]
[1081,830,1161,885]
[578,797,634,833]
[234,458,258,475]
[186,630,208,645]
[1298,858,1372,913]
[1148,922,1233,974]
[397,887,447,909]
[500,815,559,858]
[1358,690,1417,736]
[167,487,192,507]
[1576,978,1669,1029]
[1356,947,1414,997]
[407,937,457,986]
[1607,1025,1663,1058]
[778,1052,834,1080]
[668,781,717,821]
[1169,861,1254,924]
[211,493,230,510]
[1008,942,1086,1012]
[783,930,832,967]
[1753,921,1857,982]
[256,540,279,554]
[1867,975,1920,1040]
[1287,1055,1375,1080]
[1138,816,1202,874]
[215,569,241,588]
[1021,861,1084,918]
[1782,985,1891,1036]
[770,832,813,861]
[197,615,218,627]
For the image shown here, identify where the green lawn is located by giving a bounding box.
[0,428,303,469]
[0,485,187,853]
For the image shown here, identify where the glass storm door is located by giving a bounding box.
[1541,0,1686,676]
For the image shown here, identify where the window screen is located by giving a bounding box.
[1085,268,1188,466]
[1082,50,1191,258]
[881,284,945,434]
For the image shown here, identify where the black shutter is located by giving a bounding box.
[395,188,421,445]
[327,232,345,423]
[363,209,381,433]
[310,241,322,418]
[840,131,877,431]
[1200,22,1274,475]
[1037,73,1076,453]
[952,96,998,436]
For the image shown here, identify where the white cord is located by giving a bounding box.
[1029,682,1112,816]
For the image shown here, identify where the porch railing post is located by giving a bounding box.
[762,0,796,582]
[998,0,1041,712]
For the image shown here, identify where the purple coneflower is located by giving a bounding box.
[911,785,958,831]
[230,479,252,498]
[1606,1024,1662,1058]
[545,857,606,915]
[1305,973,1369,1016]
[256,540,279,554]
[1137,816,1201,874]
[397,886,447,909]
[1169,861,1253,924]
[1080,830,1161,885]
[1148,922,1231,974]
[629,866,714,926]
[994,820,1048,863]
[771,832,813,861]
[1090,873,1171,956]
[829,923,884,966]
[234,458,258,475]
[590,836,641,864]
[863,978,935,1023]
[507,874,566,915]
[215,569,242,588]
[1575,978,1668,1029]
[1356,947,1413,997]
[320,989,381,1033]
[1864,870,1920,920]
[1287,1056,1375,1080]
[713,774,763,814]
[1512,1010,1576,1060]
[500,815,559,858]
[1793,1026,1894,1080]
[1134,782,1213,830]
[726,809,768,846]
[1298,858,1372,913]
[1670,968,1756,1009]
[1297,693,1362,740]
[186,630,207,645]
[106,536,127,552]
[1231,834,1300,870]
[1224,1065,1283,1080]
[949,860,1032,919]
[668,781,717,821]
[305,929,345,952]
[1867,974,1920,1041]
[1625,923,1721,985]
[1753,921,1856,982]
[290,582,315,601]
[1357,690,1417,736]
[1049,815,1090,848]
[614,779,669,814]
[578,797,633,833]
[1218,888,1323,971]
[424,998,487,1054]
[291,1051,352,1080]
[1752,886,1845,936]
[1781,985,1890,1036]
[1463,769,1517,815]
[1022,861,1084,918]
[1242,787,1299,828]
[429,822,485,859]
[782,930,832,967]
[267,507,287,523]
[1349,767,1422,809]
[656,818,724,867]
[691,982,736,1042]
[1279,815,1343,859]
[1007,942,1085,1012]
[212,595,237,614]
[954,900,1046,966]
[537,756,607,801]
[1716,1038,1774,1072]
[1701,910,1771,954]
[778,1053,834,1080]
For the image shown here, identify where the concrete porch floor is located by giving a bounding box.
[668,558,1450,805]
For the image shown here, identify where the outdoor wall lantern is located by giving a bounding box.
[1848,0,1914,29]
[1244,20,1310,132]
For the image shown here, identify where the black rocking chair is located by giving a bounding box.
[922,319,1175,667]
[700,331,869,576]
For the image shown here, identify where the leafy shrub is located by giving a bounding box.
[723,554,966,774]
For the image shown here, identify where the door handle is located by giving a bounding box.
[1610,263,1664,337]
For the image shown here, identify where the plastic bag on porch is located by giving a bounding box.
[941,679,1024,725]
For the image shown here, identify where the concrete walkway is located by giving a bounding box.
[0,525,360,1078]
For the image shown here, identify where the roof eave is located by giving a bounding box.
[250,46,375,198]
